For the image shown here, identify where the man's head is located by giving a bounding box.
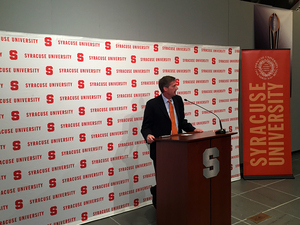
[159,75,178,99]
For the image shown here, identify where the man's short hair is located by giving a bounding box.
[158,75,176,93]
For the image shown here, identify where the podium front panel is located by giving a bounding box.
[157,139,211,224]
[156,132,233,225]
[187,140,212,224]
[210,135,231,225]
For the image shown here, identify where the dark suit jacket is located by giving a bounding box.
[141,94,195,162]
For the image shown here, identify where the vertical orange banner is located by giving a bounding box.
[242,50,293,179]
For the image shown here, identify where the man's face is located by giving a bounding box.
[163,80,178,99]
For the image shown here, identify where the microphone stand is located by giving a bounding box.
[184,99,226,134]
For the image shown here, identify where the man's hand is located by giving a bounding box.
[147,134,155,144]
[194,128,203,133]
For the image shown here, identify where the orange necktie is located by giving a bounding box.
[168,100,178,135]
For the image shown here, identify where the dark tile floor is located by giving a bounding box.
[86,150,300,225]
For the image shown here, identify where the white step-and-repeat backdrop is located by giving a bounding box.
[0,31,240,225]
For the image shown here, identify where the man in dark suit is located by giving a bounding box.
[141,75,203,208]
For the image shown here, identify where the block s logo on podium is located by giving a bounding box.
[203,147,220,179]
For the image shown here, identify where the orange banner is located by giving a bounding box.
[242,50,293,179]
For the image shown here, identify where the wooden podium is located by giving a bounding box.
[155,131,236,225]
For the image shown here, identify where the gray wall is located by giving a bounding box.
[0,0,299,153]
[0,0,255,47]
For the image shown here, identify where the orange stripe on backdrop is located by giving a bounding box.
[242,50,293,178]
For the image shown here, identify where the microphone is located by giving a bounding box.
[184,99,226,134]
